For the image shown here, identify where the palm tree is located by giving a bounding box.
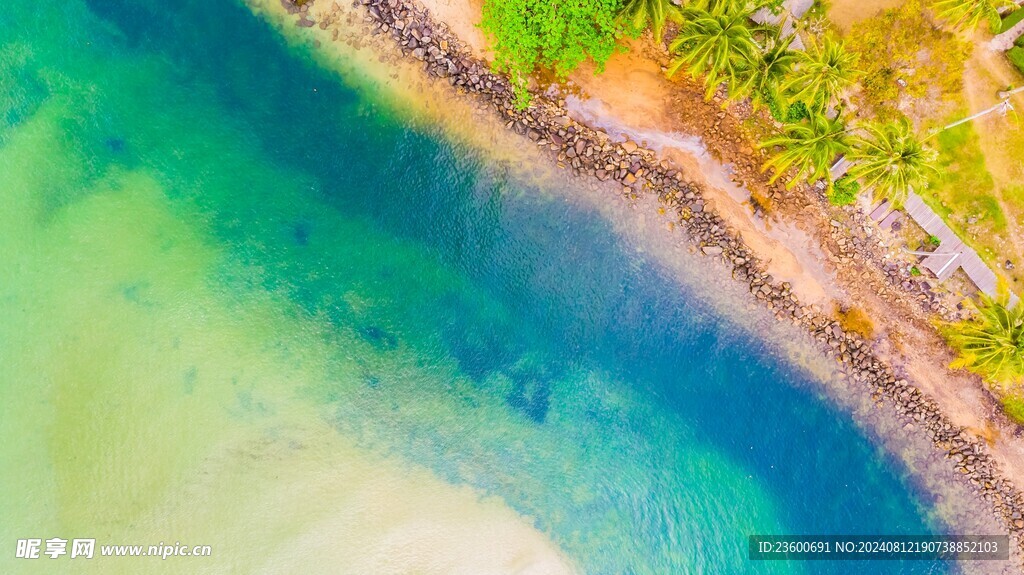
[782,34,859,112]
[738,27,797,110]
[760,113,851,188]
[847,119,938,206]
[944,294,1024,389]
[931,0,1018,32]
[620,0,683,44]
[667,0,760,100]
[989,6,1024,50]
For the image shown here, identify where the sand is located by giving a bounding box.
[828,0,906,32]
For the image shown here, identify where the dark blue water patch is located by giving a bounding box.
[292,221,310,245]
[358,325,398,350]
[106,137,126,153]
[505,361,553,423]
[437,289,524,382]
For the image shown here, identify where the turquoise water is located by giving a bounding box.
[0,0,954,573]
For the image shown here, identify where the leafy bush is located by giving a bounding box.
[480,0,625,108]
[785,101,809,122]
[1009,47,1024,77]
[929,234,941,246]
[828,175,860,205]
[764,90,808,123]
[765,88,786,121]
[910,266,922,276]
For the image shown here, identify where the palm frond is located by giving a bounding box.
[931,0,1019,32]
[668,0,760,100]
[760,113,851,188]
[620,0,683,43]
[782,34,859,112]
[847,118,938,207]
[943,293,1024,390]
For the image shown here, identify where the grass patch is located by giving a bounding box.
[1004,185,1024,213]
[926,122,1000,227]
[1003,395,1024,426]
[1009,47,1024,77]
[1000,9,1024,34]
[834,304,876,339]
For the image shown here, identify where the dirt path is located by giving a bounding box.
[828,0,905,32]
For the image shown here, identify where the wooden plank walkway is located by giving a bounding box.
[830,156,852,181]
[752,0,811,50]
[904,193,1018,306]
[834,157,1017,306]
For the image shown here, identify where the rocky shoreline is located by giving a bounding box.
[282,0,1024,559]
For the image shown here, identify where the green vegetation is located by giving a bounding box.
[847,119,938,207]
[848,0,969,120]
[910,266,922,276]
[929,235,942,246]
[479,0,625,107]
[667,0,760,100]
[782,34,859,112]
[927,122,1001,230]
[828,176,860,205]
[741,29,797,111]
[944,294,1024,390]
[470,0,969,213]
[1009,47,1024,75]
[1002,394,1024,425]
[1000,7,1024,33]
[783,101,808,122]
[619,0,681,43]
[760,113,850,189]
[931,0,1019,32]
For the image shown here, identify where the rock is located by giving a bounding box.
[621,140,638,153]
[702,245,724,256]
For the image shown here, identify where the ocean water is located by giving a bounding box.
[0,0,960,573]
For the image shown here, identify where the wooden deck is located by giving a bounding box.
[751,0,812,50]
[904,193,1017,306]
[832,155,1017,306]
[830,157,852,181]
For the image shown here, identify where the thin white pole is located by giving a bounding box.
[932,99,1014,135]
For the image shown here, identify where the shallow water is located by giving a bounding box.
[0,1,966,573]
